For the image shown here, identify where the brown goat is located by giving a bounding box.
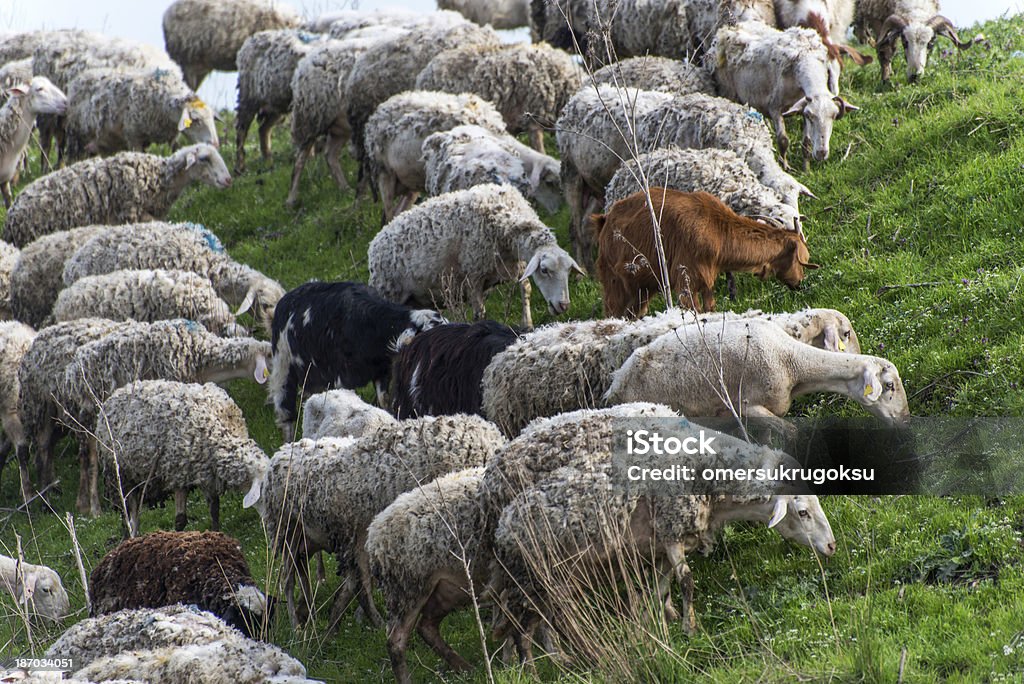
[593,189,818,316]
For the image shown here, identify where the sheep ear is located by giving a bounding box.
[178,107,193,131]
[520,253,541,283]
[571,259,587,277]
[22,572,35,602]
[861,365,883,401]
[7,84,28,97]
[783,98,807,117]
[235,287,257,316]
[185,151,197,169]
[823,326,839,352]
[528,162,543,192]
[254,355,269,385]
[767,498,788,528]
[242,477,262,508]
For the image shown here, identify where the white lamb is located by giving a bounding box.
[0,77,67,207]
[0,552,70,622]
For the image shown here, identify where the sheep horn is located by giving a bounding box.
[833,96,861,119]
[927,15,971,49]
[877,14,907,50]
[782,97,807,117]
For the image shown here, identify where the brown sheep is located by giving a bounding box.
[593,188,817,316]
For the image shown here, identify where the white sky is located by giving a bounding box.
[0,0,1018,109]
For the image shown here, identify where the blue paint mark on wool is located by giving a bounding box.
[745,110,764,123]
[180,222,226,254]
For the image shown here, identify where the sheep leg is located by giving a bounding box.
[387,597,431,684]
[324,133,350,192]
[286,145,312,207]
[527,125,546,154]
[416,587,472,672]
[234,108,256,173]
[770,112,790,169]
[89,438,101,517]
[258,113,282,162]
[656,558,680,623]
[513,612,541,669]
[124,492,142,538]
[392,191,419,217]
[1,182,11,209]
[293,552,315,625]
[326,571,359,634]
[16,443,33,505]
[0,435,9,489]
[35,422,57,495]
[666,545,696,634]
[316,552,326,583]
[282,557,306,628]
[520,278,533,330]
[356,548,385,628]
[207,491,220,531]
[75,439,91,515]
[802,136,812,173]
[378,172,399,224]
[174,489,189,531]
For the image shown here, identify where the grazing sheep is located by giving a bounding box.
[0,77,67,207]
[1,144,232,248]
[585,56,716,95]
[246,414,505,628]
[90,531,272,639]
[62,222,283,336]
[64,67,218,160]
[366,467,488,684]
[300,389,394,441]
[438,0,531,29]
[415,42,581,151]
[529,0,597,55]
[162,0,302,90]
[604,147,803,234]
[762,307,861,353]
[555,85,673,269]
[712,21,859,168]
[593,189,817,315]
[390,320,521,419]
[0,240,17,318]
[52,269,244,337]
[0,321,35,486]
[775,0,870,71]
[97,380,269,535]
[422,125,563,214]
[364,91,507,221]
[854,0,974,82]
[8,226,107,327]
[234,29,324,172]
[0,553,70,622]
[344,21,500,182]
[606,316,911,423]
[267,281,446,439]
[368,184,584,329]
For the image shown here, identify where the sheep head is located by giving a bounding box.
[19,565,70,622]
[878,13,971,83]
[766,495,836,557]
[15,76,67,116]
[177,96,219,149]
[850,358,911,424]
[176,143,232,189]
[783,94,858,163]
[520,245,585,316]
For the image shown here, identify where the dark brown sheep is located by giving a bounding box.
[89,530,274,638]
[592,188,818,316]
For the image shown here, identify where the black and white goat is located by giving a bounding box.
[268,281,445,439]
[390,320,520,419]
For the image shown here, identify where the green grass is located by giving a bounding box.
[5,14,1024,682]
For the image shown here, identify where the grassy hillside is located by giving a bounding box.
[4,13,1024,682]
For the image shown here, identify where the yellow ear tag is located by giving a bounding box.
[263,367,270,379]
[838,340,846,351]
[863,384,873,398]
[182,117,193,128]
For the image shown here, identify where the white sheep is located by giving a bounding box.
[0,321,34,489]
[422,125,563,214]
[584,56,716,95]
[63,66,218,159]
[554,85,673,269]
[246,413,505,628]
[438,0,531,29]
[61,222,283,336]
[364,90,508,221]
[414,42,582,151]
[606,317,910,423]
[603,147,803,234]
[96,380,269,535]
[1,144,232,248]
[299,389,394,441]
[0,77,67,207]
[0,553,70,622]
[774,0,871,74]
[686,0,778,54]
[712,21,859,168]
[854,0,973,82]
[162,0,302,90]
[320,9,466,36]
[593,0,693,61]
[0,239,18,318]
[368,184,584,329]
[51,269,245,337]
[234,29,324,172]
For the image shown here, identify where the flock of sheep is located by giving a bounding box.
[0,0,975,681]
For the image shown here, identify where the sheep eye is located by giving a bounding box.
[844,331,851,338]
[885,381,895,391]
[540,267,549,276]
[798,510,810,519]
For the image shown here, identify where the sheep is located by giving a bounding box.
[422,125,563,214]
[414,42,581,152]
[267,281,447,439]
[1,144,232,248]
[711,21,860,168]
[529,0,597,55]
[364,91,507,221]
[774,0,871,71]
[633,92,815,210]
[367,184,585,329]
[591,0,694,61]
[15,318,134,509]
[438,0,531,29]
[365,467,488,684]
[854,0,974,83]
[593,188,817,315]
[300,389,394,441]
[8,226,108,327]
[89,531,272,639]
[604,147,803,235]
[63,66,218,160]
[321,9,466,36]
[554,85,673,269]
[684,0,778,55]
[234,29,324,173]
[0,57,33,88]
[61,222,284,336]
[0,240,17,318]
[96,380,269,535]
[605,316,911,424]
[51,269,245,337]
[390,320,522,419]
[0,32,51,67]
[480,307,859,436]
[0,321,34,488]
[0,553,70,622]
[245,414,505,628]
[344,21,501,183]
[584,56,716,95]
[0,77,67,208]
[162,0,302,90]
